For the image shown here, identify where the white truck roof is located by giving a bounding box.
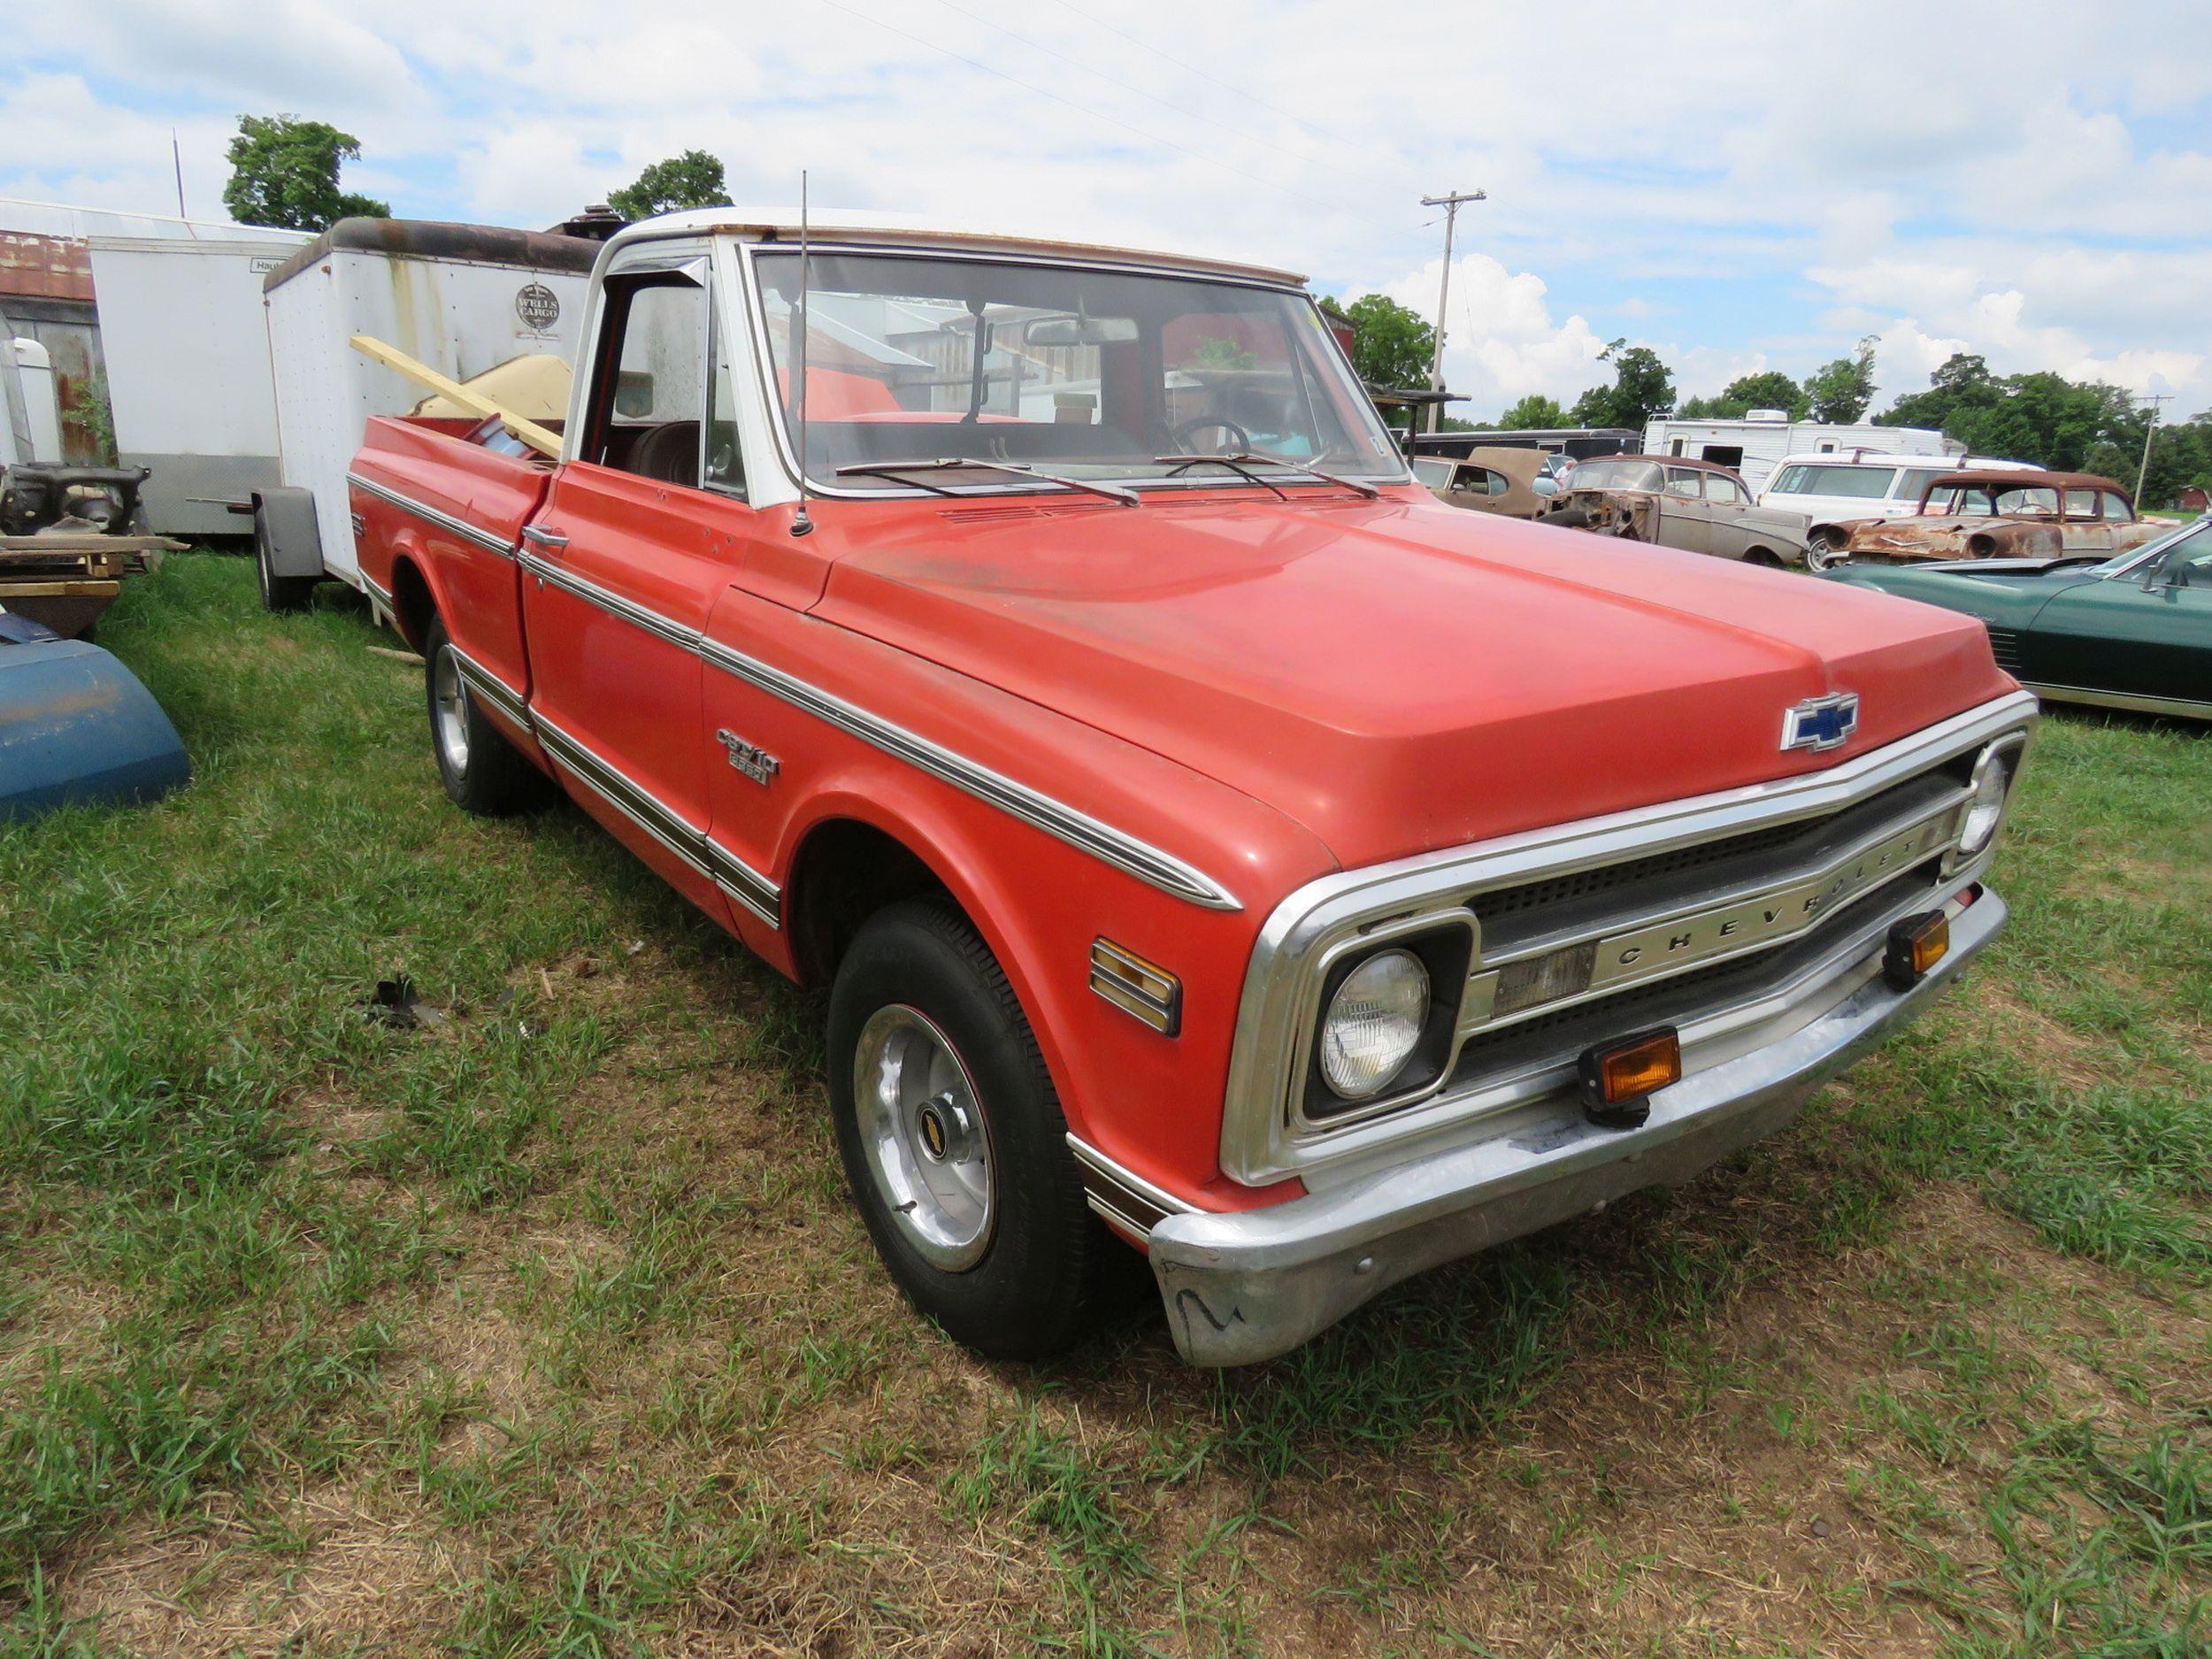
[605,207,1308,288]
[1767,451,2035,472]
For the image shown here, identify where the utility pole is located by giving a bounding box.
[172,132,188,219]
[2135,391,2173,505]
[1419,189,1485,434]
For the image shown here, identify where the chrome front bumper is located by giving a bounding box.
[1145,887,2005,1366]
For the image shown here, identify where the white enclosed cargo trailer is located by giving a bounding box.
[85,233,311,536]
[253,219,596,604]
[1641,413,1962,493]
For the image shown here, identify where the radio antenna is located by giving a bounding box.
[789,170,816,537]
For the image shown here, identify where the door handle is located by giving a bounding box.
[520,524,569,549]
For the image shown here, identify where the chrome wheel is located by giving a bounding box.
[432,646,472,776]
[853,1003,995,1271]
[1805,538,1846,572]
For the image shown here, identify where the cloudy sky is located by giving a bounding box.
[6,0,2208,419]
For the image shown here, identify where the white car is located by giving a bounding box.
[1758,453,2038,543]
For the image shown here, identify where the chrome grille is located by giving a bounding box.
[1470,769,1963,959]
[1448,864,1940,1089]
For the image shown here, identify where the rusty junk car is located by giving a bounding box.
[1540,454,1813,567]
[1411,446,1548,519]
[1806,470,2163,572]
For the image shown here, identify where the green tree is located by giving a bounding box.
[1325,293,1436,392]
[1572,340,1675,433]
[222,115,388,231]
[607,150,733,221]
[1879,353,2001,437]
[1498,392,1568,430]
[1801,334,1880,423]
[1678,370,1809,422]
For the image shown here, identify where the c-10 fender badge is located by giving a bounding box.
[716,729,780,785]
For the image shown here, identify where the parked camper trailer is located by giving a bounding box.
[1641,412,1961,494]
[251,219,596,607]
[86,233,311,536]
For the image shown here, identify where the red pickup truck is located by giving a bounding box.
[337,211,2036,1366]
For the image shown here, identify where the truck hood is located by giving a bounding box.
[814,492,2014,870]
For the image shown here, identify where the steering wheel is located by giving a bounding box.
[1168,416,1253,456]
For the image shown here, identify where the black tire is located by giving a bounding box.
[254,505,318,613]
[828,897,1113,1359]
[423,614,548,816]
[1545,505,1593,530]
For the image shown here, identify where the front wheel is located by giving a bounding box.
[1804,534,1849,572]
[828,897,1113,1359]
[423,615,548,816]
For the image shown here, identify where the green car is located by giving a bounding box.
[1823,517,2212,723]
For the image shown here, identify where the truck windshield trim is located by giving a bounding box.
[740,241,1407,500]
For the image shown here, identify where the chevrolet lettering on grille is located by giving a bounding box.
[1586,814,1951,989]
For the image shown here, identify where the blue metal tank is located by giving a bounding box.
[0,633,191,821]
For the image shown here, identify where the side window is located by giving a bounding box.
[585,265,711,490]
[2063,488,2100,518]
[1485,469,1510,496]
[1770,465,1807,494]
[2103,491,2131,522]
[1709,475,1746,506]
[1663,467,1702,500]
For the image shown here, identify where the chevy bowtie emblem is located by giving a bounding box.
[1781,693,1859,752]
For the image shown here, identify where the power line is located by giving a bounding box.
[812,0,1340,212]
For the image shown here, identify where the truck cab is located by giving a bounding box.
[342,211,2035,1365]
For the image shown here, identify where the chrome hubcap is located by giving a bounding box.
[433,647,471,774]
[854,1004,994,1271]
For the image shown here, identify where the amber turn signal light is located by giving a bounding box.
[1578,1025,1680,1129]
[1882,910,1949,992]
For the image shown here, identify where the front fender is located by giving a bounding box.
[773,770,1306,1215]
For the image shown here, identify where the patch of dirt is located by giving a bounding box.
[65,1484,474,1659]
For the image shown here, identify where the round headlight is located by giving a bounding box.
[1958,746,2018,855]
[1318,949,1431,1100]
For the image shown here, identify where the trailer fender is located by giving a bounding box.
[250,487,326,580]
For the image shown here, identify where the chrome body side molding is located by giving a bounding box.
[2019,681,2211,722]
[512,548,1240,911]
[532,710,781,927]
[446,644,529,728]
[1064,1134,1197,1239]
[695,635,1241,911]
[346,472,517,558]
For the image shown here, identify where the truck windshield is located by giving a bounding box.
[1567,459,1664,492]
[751,250,1403,493]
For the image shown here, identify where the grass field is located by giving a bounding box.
[3,553,2208,1658]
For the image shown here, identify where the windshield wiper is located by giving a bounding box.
[834,457,1138,506]
[1153,451,1381,500]
[1150,455,1287,499]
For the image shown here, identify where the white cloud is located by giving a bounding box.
[2,0,2205,417]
